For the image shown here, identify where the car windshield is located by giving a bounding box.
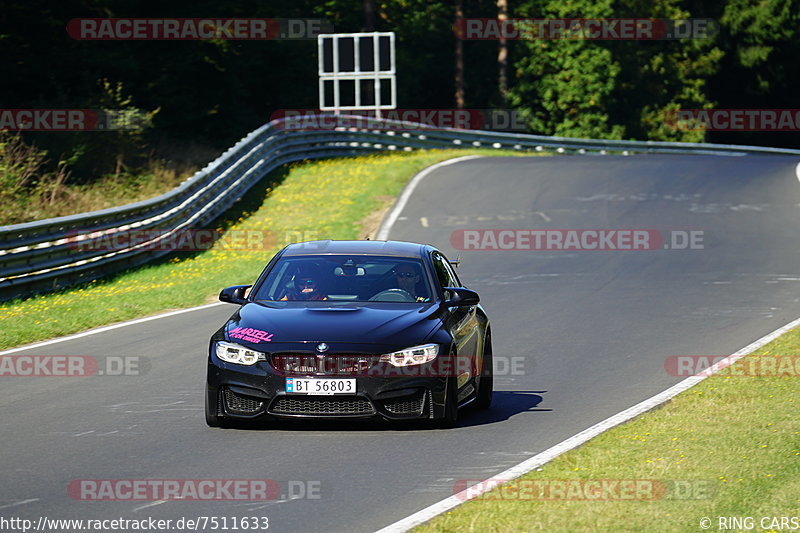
[253,255,434,303]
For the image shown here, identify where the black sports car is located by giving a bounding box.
[205,240,492,428]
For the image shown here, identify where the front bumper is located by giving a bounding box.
[206,358,451,421]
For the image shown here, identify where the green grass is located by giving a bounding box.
[0,149,531,350]
[0,130,213,226]
[415,334,800,532]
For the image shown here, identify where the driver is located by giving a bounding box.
[393,264,427,302]
[281,270,327,301]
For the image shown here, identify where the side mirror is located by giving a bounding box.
[442,287,480,307]
[219,285,251,305]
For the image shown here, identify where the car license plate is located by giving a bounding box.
[285,378,355,395]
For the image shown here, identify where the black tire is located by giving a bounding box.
[437,374,459,428]
[475,332,493,410]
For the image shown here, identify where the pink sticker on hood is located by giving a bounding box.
[229,327,273,343]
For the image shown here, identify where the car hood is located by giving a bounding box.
[223,302,442,348]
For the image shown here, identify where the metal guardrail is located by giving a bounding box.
[2,114,799,301]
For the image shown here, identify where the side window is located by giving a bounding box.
[431,252,458,289]
[440,254,462,287]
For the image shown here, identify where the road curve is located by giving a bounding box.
[1,154,799,532]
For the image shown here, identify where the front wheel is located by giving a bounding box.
[475,332,493,410]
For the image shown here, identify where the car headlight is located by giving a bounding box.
[380,344,439,367]
[215,341,266,366]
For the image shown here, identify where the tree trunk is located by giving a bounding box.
[114,153,123,180]
[497,0,508,101]
[363,0,375,31]
[454,0,465,109]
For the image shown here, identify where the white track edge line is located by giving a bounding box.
[374,314,800,533]
[0,302,226,355]
[376,155,484,241]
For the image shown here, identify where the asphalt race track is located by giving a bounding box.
[2,155,799,532]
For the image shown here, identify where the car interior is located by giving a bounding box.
[257,256,433,302]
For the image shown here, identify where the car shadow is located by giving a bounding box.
[220,390,548,432]
[456,390,550,428]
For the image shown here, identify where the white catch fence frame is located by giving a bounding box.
[318,32,396,117]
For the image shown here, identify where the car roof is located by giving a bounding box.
[281,240,431,258]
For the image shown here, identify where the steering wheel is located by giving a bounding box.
[368,288,415,302]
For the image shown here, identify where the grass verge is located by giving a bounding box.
[0,149,530,350]
[414,332,800,532]
[0,131,213,225]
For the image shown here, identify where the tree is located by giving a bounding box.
[606,0,723,142]
[508,0,625,138]
[93,79,159,179]
[707,0,800,147]
[508,0,723,141]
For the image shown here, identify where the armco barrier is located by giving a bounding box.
[2,114,799,301]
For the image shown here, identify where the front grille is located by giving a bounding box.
[270,396,375,416]
[271,354,382,376]
[223,388,264,415]
[383,392,426,416]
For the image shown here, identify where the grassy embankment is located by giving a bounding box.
[415,332,800,532]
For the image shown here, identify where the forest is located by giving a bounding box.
[1,0,798,186]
